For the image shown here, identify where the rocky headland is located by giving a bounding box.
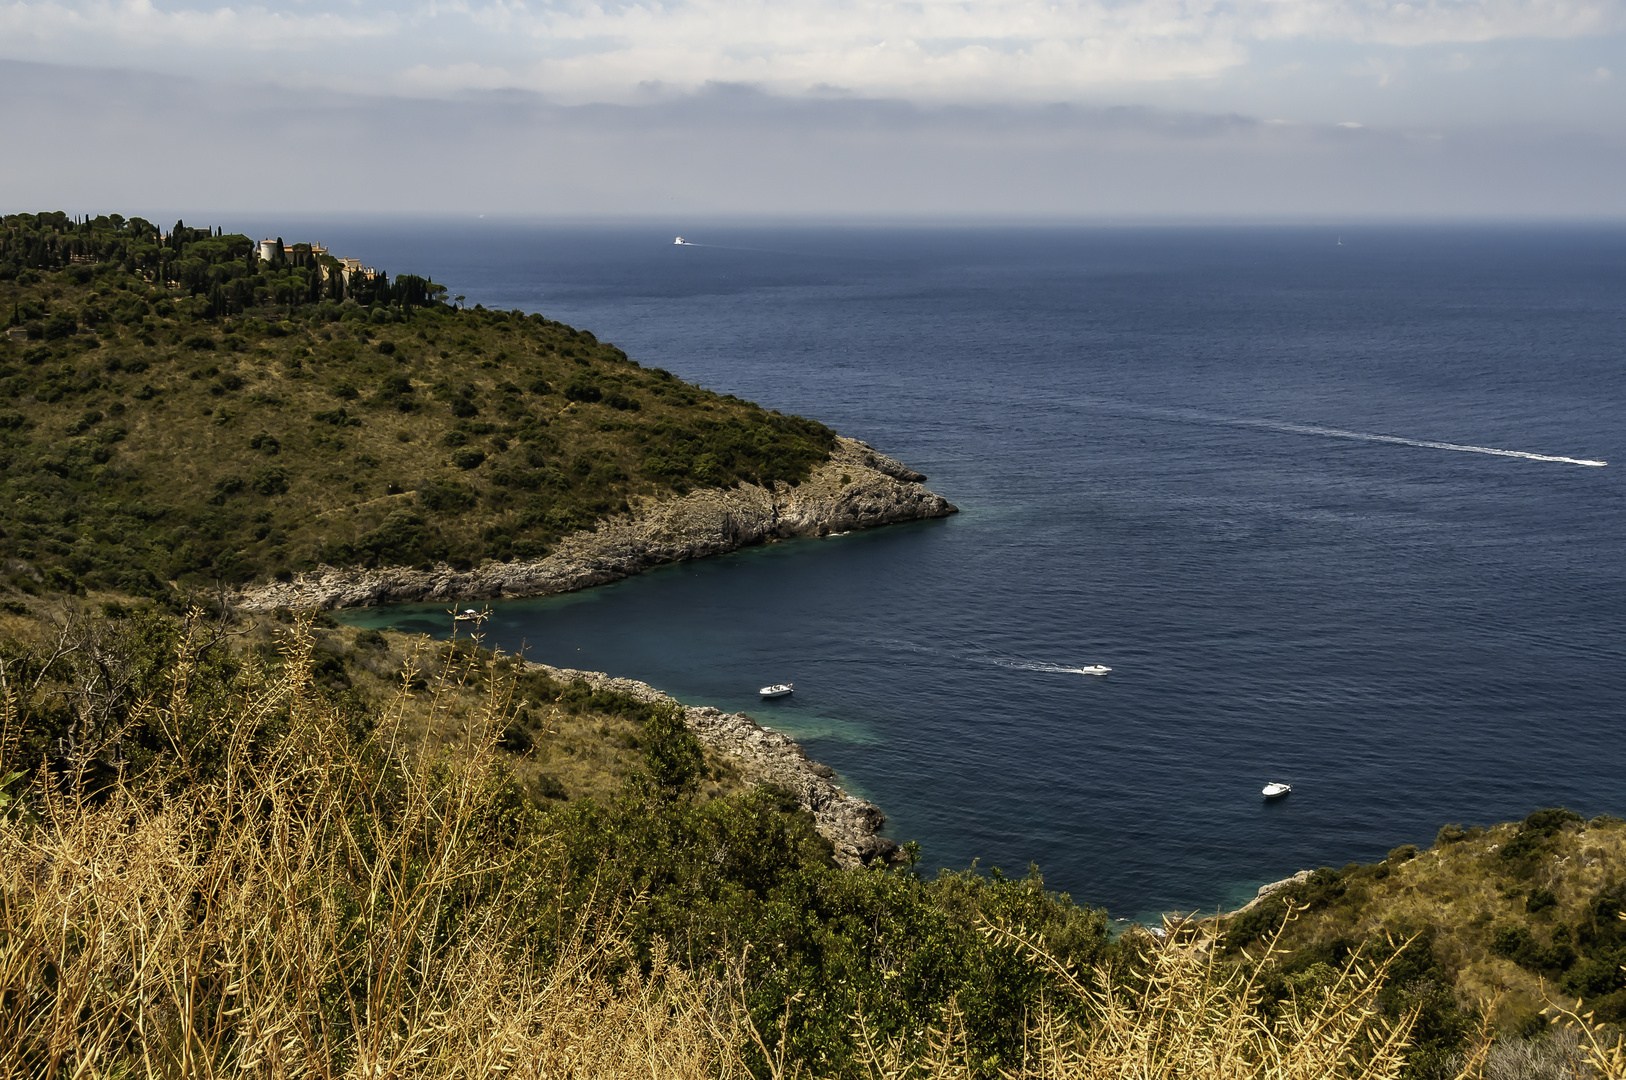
[1228,869,1314,916]
[237,436,955,611]
[524,661,900,869]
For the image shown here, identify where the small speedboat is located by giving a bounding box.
[453,608,481,622]
[673,236,688,245]
[1262,782,1292,799]
[759,683,794,699]
[1079,665,1111,676]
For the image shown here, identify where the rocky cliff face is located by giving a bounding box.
[237,437,955,611]
[523,662,901,869]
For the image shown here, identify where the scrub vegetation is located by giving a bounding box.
[0,210,836,599]
[2,209,1624,1077]
[1,600,1622,1079]
[1218,810,1626,1077]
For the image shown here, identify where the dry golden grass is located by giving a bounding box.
[0,618,747,1080]
[1245,822,1626,1027]
[5,614,1620,1079]
[896,916,1488,1080]
[235,615,744,806]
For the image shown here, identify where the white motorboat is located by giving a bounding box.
[1262,782,1292,799]
[1079,665,1112,676]
[759,683,794,699]
[452,608,481,622]
[673,236,688,245]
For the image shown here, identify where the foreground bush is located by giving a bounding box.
[2,614,1623,1079]
[0,621,745,1079]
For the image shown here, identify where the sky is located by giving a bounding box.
[2,0,1623,217]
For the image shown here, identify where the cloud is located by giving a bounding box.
[0,0,396,50]
[0,0,1620,102]
[1,59,1622,218]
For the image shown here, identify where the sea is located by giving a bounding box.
[261,219,1626,922]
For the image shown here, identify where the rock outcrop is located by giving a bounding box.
[1231,869,1314,916]
[237,436,955,611]
[523,662,901,869]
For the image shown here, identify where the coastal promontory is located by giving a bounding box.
[0,211,953,607]
[237,435,954,610]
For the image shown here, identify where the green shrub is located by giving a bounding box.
[1524,807,1585,834]
[250,466,289,495]
[1435,823,1468,845]
[564,377,602,403]
[417,481,477,514]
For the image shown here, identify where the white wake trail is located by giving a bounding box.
[875,640,1104,677]
[989,658,1104,676]
[1258,420,1607,468]
[1077,398,1608,469]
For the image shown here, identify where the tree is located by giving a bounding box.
[639,703,704,799]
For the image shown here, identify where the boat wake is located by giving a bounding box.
[1243,417,1607,468]
[989,658,1109,676]
[1073,398,1606,468]
[874,639,1109,677]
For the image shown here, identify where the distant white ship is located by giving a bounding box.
[674,236,689,245]
[1078,665,1111,676]
[1262,782,1292,799]
[759,683,794,698]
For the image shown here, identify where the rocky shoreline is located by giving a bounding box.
[525,661,900,869]
[234,435,946,868]
[236,436,956,611]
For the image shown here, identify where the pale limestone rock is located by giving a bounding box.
[524,662,900,870]
[236,436,955,612]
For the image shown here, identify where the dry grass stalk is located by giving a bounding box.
[1542,915,1626,1080]
[848,912,1493,1080]
[0,615,742,1080]
[5,611,1591,1080]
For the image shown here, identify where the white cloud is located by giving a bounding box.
[0,0,396,49]
[0,0,1621,102]
[4,58,1624,218]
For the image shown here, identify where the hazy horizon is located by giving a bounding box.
[3,0,1622,218]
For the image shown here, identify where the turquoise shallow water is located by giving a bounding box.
[328,223,1626,922]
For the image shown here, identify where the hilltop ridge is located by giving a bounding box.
[0,211,955,605]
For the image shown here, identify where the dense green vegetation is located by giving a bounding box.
[0,602,1110,1077]
[0,210,836,598]
[1219,807,1626,1076]
[8,599,1623,1078]
[4,209,1622,1078]
[24,607,1599,1079]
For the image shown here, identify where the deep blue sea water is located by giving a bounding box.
[309,222,1625,922]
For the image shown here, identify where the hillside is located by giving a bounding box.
[5,600,1623,1078]
[0,211,882,602]
[1216,808,1626,1070]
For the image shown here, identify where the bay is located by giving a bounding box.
[322,221,1626,921]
